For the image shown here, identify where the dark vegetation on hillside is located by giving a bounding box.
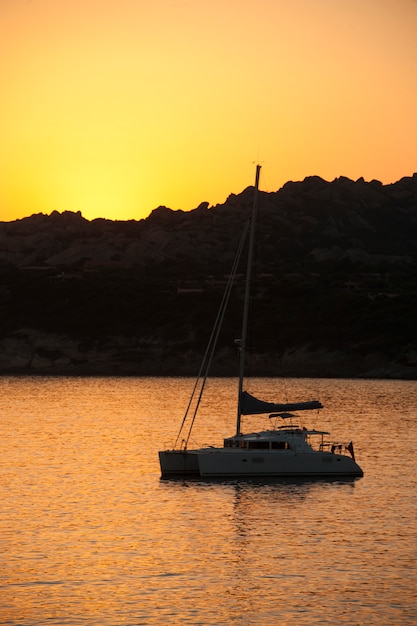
[0,174,416,377]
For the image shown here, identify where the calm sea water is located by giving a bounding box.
[1,376,416,625]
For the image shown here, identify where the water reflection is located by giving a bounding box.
[1,376,416,625]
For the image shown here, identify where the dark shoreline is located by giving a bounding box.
[1,363,415,380]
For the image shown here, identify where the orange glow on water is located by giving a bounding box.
[1,0,417,221]
[1,377,417,623]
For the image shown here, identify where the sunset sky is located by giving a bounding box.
[1,0,416,222]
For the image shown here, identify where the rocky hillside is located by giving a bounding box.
[0,174,416,378]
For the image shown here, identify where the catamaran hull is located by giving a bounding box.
[159,449,363,478]
[159,450,200,477]
[196,450,363,477]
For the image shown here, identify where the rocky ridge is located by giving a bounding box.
[0,173,416,378]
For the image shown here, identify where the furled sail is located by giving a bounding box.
[240,391,323,415]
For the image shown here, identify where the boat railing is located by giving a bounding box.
[319,441,355,458]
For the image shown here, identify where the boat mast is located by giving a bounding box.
[236,164,261,436]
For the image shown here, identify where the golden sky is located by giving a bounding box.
[1,0,417,221]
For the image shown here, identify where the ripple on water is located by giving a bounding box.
[0,376,416,625]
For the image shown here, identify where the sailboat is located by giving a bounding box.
[158,166,363,478]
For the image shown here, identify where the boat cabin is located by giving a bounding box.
[223,426,338,454]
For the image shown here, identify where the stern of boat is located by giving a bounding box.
[159,450,200,477]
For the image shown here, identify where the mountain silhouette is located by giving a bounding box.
[0,174,416,378]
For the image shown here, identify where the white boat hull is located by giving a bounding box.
[159,448,363,478]
[159,450,200,476]
[196,449,362,477]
